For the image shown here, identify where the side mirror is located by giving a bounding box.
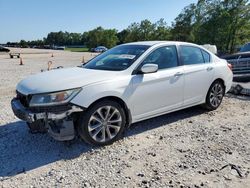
[140,64,158,74]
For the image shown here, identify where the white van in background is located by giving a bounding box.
[201,44,217,55]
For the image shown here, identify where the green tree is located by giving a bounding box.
[45,31,83,46]
[124,19,171,42]
[153,19,171,40]
[124,22,141,42]
[171,4,196,42]
[117,29,129,44]
[172,0,250,53]
[85,27,118,48]
[19,40,29,48]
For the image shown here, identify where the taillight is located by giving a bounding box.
[227,63,232,71]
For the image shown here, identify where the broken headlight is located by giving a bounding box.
[29,88,81,107]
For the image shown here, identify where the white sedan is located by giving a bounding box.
[11,41,233,146]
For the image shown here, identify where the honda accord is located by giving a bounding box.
[11,41,233,146]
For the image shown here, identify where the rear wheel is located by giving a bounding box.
[204,80,225,110]
[77,100,126,146]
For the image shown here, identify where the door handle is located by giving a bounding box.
[174,72,184,77]
[207,67,214,71]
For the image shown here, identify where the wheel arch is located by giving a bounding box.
[86,96,132,127]
[204,78,226,103]
[203,78,226,110]
[211,78,226,93]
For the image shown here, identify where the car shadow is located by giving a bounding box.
[0,106,206,177]
[0,121,94,177]
[126,105,206,137]
[226,93,250,101]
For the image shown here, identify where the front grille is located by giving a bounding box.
[16,91,30,107]
[228,57,250,75]
[30,104,72,113]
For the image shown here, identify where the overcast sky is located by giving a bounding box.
[0,0,197,43]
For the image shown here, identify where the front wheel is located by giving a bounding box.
[203,80,225,110]
[77,100,126,146]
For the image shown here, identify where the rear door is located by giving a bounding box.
[179,45,215,106]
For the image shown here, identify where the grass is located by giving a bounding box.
[65,47,89,52]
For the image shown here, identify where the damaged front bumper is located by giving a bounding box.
[11,98,83,141]
[11,98,45,123]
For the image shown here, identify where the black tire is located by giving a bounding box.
[77,100,126,146]
[203,80,225,110]
[27,120,47,134]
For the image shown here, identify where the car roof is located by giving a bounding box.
[121,41,218,59]
[123,41,199,47]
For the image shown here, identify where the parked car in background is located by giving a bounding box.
[91,46,108,53]
[0,45,10,52]
[222,42,250,81]
[239,43,250,53]
[11,41,232,146]
[53,46,65,50]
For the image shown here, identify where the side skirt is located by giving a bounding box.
[132,101,205,124]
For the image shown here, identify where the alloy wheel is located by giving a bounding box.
[209,83,224,108]
[88,106,122,143]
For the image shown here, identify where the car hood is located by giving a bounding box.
[17,67,119,95]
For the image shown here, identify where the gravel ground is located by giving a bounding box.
[0,49,250,188]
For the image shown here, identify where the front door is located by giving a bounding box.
[129,45,184,121]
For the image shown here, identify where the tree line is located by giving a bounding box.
[171,0,250,53]
[7,0,250,54]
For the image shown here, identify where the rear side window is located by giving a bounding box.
[201,50,210,63]
[180,46,205,65]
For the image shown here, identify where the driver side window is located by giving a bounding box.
[142,46,178,70]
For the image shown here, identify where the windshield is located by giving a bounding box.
[240,43,250,52]
[84,45,149,71]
